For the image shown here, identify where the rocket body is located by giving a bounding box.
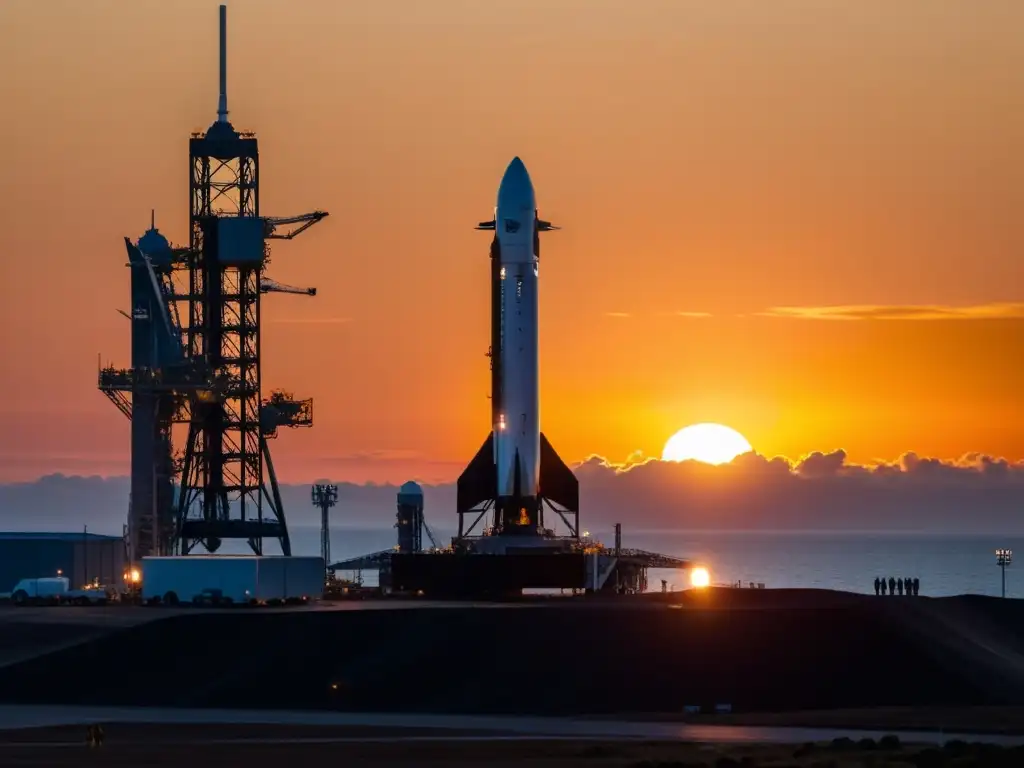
[492,158,541,524]
[456,157,579,536]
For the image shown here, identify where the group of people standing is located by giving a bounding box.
[874,576,919,596]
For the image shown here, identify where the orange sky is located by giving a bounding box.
[0,0,1022,483]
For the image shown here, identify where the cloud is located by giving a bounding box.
[265,317,354,325]
[567,449,1024,533]
[758,303,1024,321]
[4,450,1023,536]
[607,311,712,319]
[317,448,467,470]
[329,449,425,462]
[794,449,849,477]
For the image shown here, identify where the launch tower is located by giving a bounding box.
[175,5,326,556]
[100,5,328,560]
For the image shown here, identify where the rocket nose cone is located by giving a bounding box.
[498,156,535,212]
[502,156,529,186]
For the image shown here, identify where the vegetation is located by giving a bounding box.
[3,727,1024,767]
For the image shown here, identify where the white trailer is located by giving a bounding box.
[140,556,324,606]
[251,555,326,603]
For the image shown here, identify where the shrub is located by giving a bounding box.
[878,734,902,750]
[576,745,623,758]
[792,741,816,758]
[909,748,946,768]
[942,739,968,755]
[829,737,856,751]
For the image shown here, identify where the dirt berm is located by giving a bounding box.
[2,590,1024,715]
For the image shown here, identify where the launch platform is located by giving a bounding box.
[331,158,693,598]
[383,544,691,598]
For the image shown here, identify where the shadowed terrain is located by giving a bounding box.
[0,590,1023,716]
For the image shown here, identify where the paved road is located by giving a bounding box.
[1,705,1023,747]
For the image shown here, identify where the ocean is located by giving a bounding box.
[280,525,1023,598]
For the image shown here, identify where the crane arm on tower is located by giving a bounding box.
[260,390,313,438]
[264,211,329,240]
[260,278,316,296]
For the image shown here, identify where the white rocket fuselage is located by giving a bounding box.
[456,156,577,535]
[493,158,541,506]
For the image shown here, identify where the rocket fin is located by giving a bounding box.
[456,433,496,515]
[539,433,579,513]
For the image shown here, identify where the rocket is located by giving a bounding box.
[456,157,579,535]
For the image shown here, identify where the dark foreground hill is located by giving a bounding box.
[2,590,1024,715]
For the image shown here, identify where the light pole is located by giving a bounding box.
[996,548,1012,598]
[312,484,338,572]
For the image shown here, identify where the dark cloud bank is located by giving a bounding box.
[1,451,1022,536]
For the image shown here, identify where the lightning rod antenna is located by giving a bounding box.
[217,4,228,123]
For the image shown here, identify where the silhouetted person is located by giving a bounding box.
[86,724,104,747]
[906,575,913,595]
[913,577,920,596]
[880,578,887,595]
[874,577,881,596]
[888,576,896,595]
[897,577,904,596]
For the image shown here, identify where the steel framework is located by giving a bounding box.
[312,484,338,568]
[174,5,325,556]
[101,5,327,560]
[175,122,274,554]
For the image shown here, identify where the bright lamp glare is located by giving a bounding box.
[690,567,710,588]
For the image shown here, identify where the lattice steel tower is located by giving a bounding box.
[175,5,326,555]
[312,484,338,568]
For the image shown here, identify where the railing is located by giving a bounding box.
[97,364,220,393]
[613,548,691,569]
[720,580,766,589]
[328,550,394,571]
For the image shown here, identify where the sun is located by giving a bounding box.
[662,423,753,465]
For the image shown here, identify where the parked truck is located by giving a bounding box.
[6,577,114,606]
[140,556,324,606]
